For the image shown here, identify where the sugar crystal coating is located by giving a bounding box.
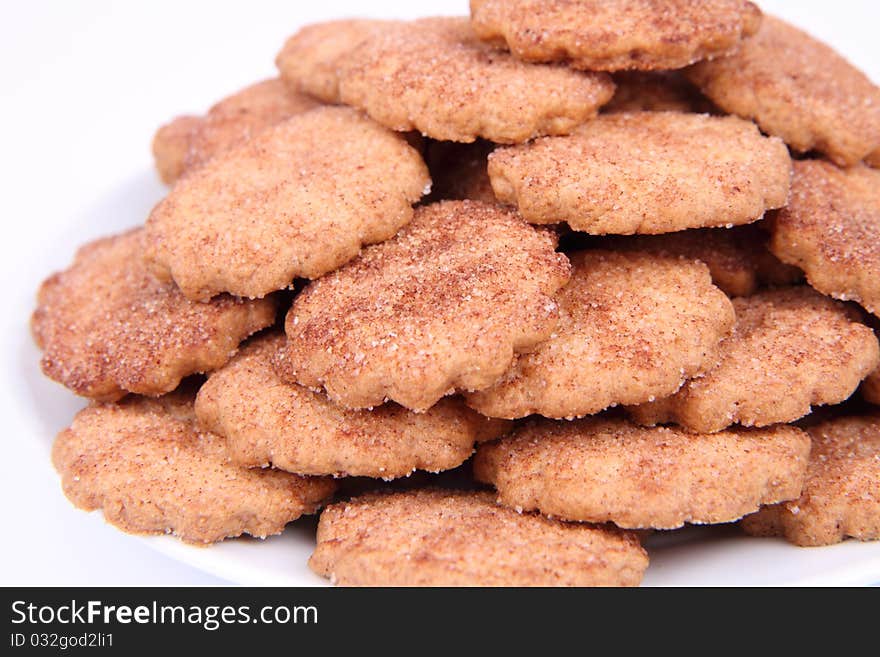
[770,161,880,318]
[466,250,735,419]
[687,16,880,166]
[276,200,571,412]
[742,414,880,546]
[152,78,320,184]
[276,19,394,103]
[310,488,648,586]
[488,112,791,234]
[333,16,615,143]
[51,389,336,544]
[146,106,430,301]
[475,417,810,529]
[196,333,510,478]
[470,0,762,71]
[31,228,276,401]
[628,287,880,432]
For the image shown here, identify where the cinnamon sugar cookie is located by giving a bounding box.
[31,229,276,401]
[151,115,200,185]
[466,250,734,419]
[275,200,571,412]
[51,389,336,544]
[333,17,614,143]
[276,19,393,103]
[196,333,510,478]
[152,78,320,184]
[742,414,880,546]
[769,161,880,318]
[610,224,801,297]
[488,112,791,234]
[628,287,880,433]
[474,417,810,529]
[309,488,648,586]
[470,0,762,71]
[146,106,430,301]
[687,16,880,166]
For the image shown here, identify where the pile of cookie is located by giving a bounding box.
[34,1,880,586]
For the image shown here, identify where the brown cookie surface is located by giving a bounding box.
[628,287,880,433]
[51,390,336,544]
[769,161,880,318]
[329,17,614,143]
[466,250,735,419]
[31,229,276,401]
[474,417,810,529]
[687,16,880,166]
[488,112,791,234]
[309,488,648,586]
[470,0,762,71]
[146,106,430,301]
[196,333,510,478]
[608,224,802,297]
[742,414,880,546]
[276,200,571,412]
[152,78,320,185]
[152,115,200,185]
[276,19,393,103]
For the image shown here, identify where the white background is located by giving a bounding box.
[1,1,878,586]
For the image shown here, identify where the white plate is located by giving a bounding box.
[4,0,880,587]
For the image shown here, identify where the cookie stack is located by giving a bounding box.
[34,1,880,586]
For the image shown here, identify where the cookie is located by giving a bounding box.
[470,0,762,71]
[195,333,511,478]
[151,115,200,185]
[628,287,880,433]
[609,224,801,297]
[466,250,735,419]
[425,140,496,203]
[769,161,880,318]
[276,19,393,103]
[742,414,880,546]
[687,16,880,167]
[309,489,648,586]
[51,389,336,544]
[332,17,615,143]
[474,417,810,529]
[275,200,571,412]
[31,229,276,401]
[488,112,791,234]
[603,71,714,114]
[145,106,430,301]
[151,78,320,184]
